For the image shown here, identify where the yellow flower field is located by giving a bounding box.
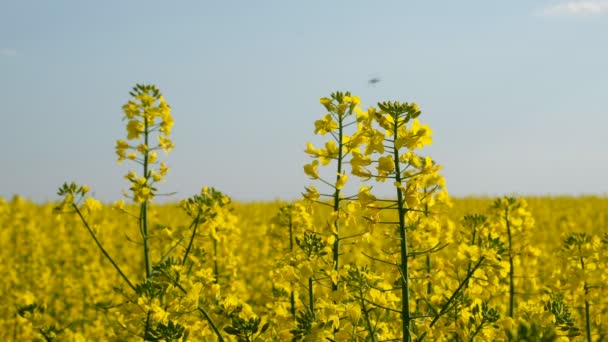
[2,85,607,341]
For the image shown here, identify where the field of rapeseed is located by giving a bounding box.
[2,85,608,341]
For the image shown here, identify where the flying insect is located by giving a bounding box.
[368,77,381,85]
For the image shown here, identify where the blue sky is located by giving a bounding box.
[1,1,607,202]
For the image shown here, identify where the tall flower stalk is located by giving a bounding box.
[303,91,362,291]
[117,84,174,278]
[489,197,535,320]
[57,85,230,341]
[353,100,448,341]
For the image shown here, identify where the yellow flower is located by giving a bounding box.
[150,301,169,323]
[304,160,320,179]
[126,119,144,140]
[303,185,320,202]
[142,112,156,127]
[395,182,420,208]
[148,150,158,164]
[159,162,169,176]
[351,165,372,179]
[158,135,174,154]
[136,143,148,154]
[318,140,339,165]
[355,107,368,121]
[115,140,130,163]
[358,185,376,206]
[377,155,395,175]
[137,93,155,107]
[160,107,174,135]
[395,119,433,150]
[336,172,348,190]
[151,170,162,182]
[122,101,140,119]
[364,129,385,155]
[351,149,371,168]
[131,177,154,202]
[319,97,333,111]
[112,199,125,210]
[314,114,338,135]
[304,142,320,157]
[125,170,137,181]
[347,304,361,322]
[82,197,102,213]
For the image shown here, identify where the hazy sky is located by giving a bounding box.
[1,1,607,202]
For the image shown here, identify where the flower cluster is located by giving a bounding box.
[116,84,174,203]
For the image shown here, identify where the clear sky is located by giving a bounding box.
[1,1,607,202]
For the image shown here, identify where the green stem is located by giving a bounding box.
[140,118,153,340]
[505,207,514,318]
[197,305,225,342]
[580,255,592,342]
[359,288,378,342]
[213,238,219,284]
[417,257,485,341]
[309,277,315,312]
[331,112,344,292]
[140,205,151,277]
[468,317,487,340]
[72,204,136,292]
[392,117,411,342]
[289,211,294,252]
[465,224,478,291]
[432,257,485,324]
[163,270,225,342]
[289,212,296,317]
[290,291,296,318]
[142,117,152,279]
[584,293,591,342]
[144,311,152,340]
[182,211,202,266]
[424,202,432,306]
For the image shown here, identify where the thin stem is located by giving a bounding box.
[359,287,378,342]
[308,277,315,312]
[161,270,225,342]
[580,254,592,342]
[338,231,368,241]
[72,204,136,292]
[584,294,592,342]
[197,305,225,342]
[140,113,153,340]
[289,212,296,317]
[469,317,487,340]
[331,110,345,292]
[213,238,219,284]
[465,223,479,290]
[182,211,202,266]
[144,312,152,340]
[361,252,399,266]
[417,257,485,341]
[392,116,411,342]
[142,118,152,279]
[424,202,432,299]
[354,296,402,314]
[505,207,515,318]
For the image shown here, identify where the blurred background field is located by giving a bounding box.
[2,195,607,340]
